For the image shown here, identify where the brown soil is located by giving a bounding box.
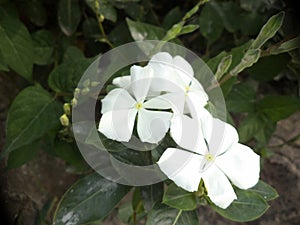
[1,72,300,225]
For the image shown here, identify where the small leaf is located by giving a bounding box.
[249,180,278,201]
[58,0,81,36]
[32,30,54,65]
[146,204,199,225]
[199,3,224,43]
[210,188,269,222]
[250,12,285,49]
[3,86,62,156]
[215,55,232,80]
[179,25,199,35]
[141,183,164,212]
[53,173,131,225]
[258,95,300,122]
[163,183,197,211]
[0,16,34,80]
[270,36,300,55]
[126,18,165,41]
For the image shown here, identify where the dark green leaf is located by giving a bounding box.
[247,54,290,82]
[253,115,276,145]
[211,188,269,222]
[19,0,47,26]
[53,173,131,225]
[250,12,285,49]
[6,142,39,169]
[32,30,54,65]
[163,183,197,211]
[270,36,300,55]
[82,18,99,39]
[226,83,256,113]
[48,58,94,93]
[63,46,85,63]
[258,95,300,122]
[0,49,8,71]
[249,180,278,201]
[3,86,62,156]
[126,18,165,41]
[146,204,198,225]
[58,0,81,36]
[163,7,182,29]
[199,3,224,43]
[86,0,117,23]
[0,16,33,81]
[206,51,227,74]
[141,183,164,212]
[240,12,266,36]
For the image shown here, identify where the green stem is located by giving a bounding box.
[172,210,183,225]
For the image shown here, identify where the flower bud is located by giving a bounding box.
[60,114,69,127]
[81,87,90,95]
[71,98,78,107]
[63,103,71,116]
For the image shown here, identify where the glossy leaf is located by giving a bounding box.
[249,180,278,201]
[210,188,269,222]
[53,173,131,225]
[258,95,300,122]
[270,36,300,55]
[199,3,224,43]
[58,0,81,36]
[141,183,164,212]
[0,16,33,81]
[146,204,199,225]
[126,18,165,41]
[32,30,54,65]
[250,12,285,49]
[163,183,197,211]
[3,86,62,156]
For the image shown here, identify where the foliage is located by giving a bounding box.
[1,0,299,224]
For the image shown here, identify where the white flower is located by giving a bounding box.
[148,52,209,115]
[157,109,260,209]
[98,65,172,143]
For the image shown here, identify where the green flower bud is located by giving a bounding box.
[60,114,69,127]
[63,103,71,115]
[81,87,90,95]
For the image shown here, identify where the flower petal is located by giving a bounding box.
[143,95,173,110]
[131,65,153,102]
[202,164,237,209]
[112,75,131,88]
[101,88,136,114]
[203,118,239,156]
[186,90,209,116]
[98,109,137,142]
[157,148,203,192]
[170,114,207,155]
[216,143,260,189]
[137,109,172,143]
[173,55,194,85]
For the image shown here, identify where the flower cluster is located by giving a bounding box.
[98,52,260,209]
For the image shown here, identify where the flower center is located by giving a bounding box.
[205,153,215,162]
[135,102,143,110]
[185,85,190,93]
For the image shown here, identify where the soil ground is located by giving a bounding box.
[1,73,300,225]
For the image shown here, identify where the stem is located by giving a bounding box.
[172,210,183,225]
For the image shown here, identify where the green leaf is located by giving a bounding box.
[210,188,269,222]
[32,30,54,65]
[179,25,199,36]
[3,86,62,157]
[53,173,131,225]
[0,49,8,71]
[215,55,232,80]
[126,18,165,41]
[163,7,182,29]
[240,12,266,36]
[6,142,39,169]
[86,0,117,23]
[0,16,33,81]
[58,0,81,36]
[146,204,199,225]
[206,51,227,74]
[163,183,197,211]
[270,36,300,55]
[48,58,94,93]
[226,83,256,113]
[63,46,85,63]
[247,54,291,82]
[258,95,300,122]
[199,3,224,43]
[18,0,47,26]
[141,183,164,212]
[249,180,278,201]
[250,12,285,49]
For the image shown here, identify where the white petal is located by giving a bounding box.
[157,148,203,192]
[101,88,136,114]
[202,164,237,209]
[203,118,239,156]
[112,75,131,88]
[216,143,260,189]
[137,109,172,143]
[173,55,194,85]
[143,95,173,110]
[155,92,186,114]
[98,109,137,142]
[131,65,153,102]
[186,90,209,116]
[170,114,207,155]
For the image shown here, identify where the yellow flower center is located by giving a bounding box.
[185,85,190,93]
[135,102,143,110]
[205,153,215,162]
